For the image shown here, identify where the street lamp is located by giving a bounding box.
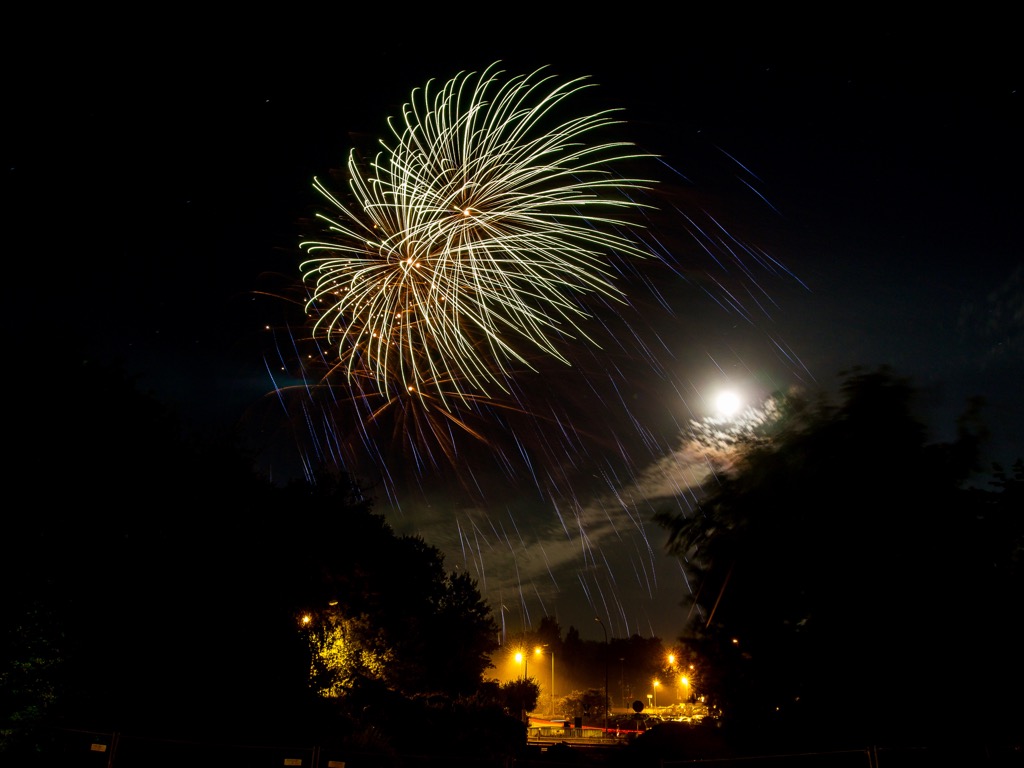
[514,651,525,681]
[653,680,660,710]
[551,649,555,716]
[594,617,609,736]
[666,654,678,702]
[539,644,555,716]
[516,646,542,683]
[513,650,531,723]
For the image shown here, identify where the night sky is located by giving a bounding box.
[9,19,1021,641]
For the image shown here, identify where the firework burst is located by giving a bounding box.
[246,62,813,637]
[253,61,807,511]
[298,62,657,408]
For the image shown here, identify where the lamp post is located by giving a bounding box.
[666,654,677,702]
[517,650,530,681]
[653,680,660,710]
[594,617,608,737]
[540,645,554,716]
[514,651,526,681]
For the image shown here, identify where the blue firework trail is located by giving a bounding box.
[250,63,810,640]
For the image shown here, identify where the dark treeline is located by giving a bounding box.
[4,350,1022,766]
[3,348,521,763]
[656,367,1024,756]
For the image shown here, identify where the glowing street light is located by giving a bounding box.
[666,653,680,701]
[515,646,542,683]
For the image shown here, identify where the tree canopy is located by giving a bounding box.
[287,471,500,701]
[657,367,1024,750]
[3,353,508,758]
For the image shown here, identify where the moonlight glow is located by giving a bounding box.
[715,390,742,417]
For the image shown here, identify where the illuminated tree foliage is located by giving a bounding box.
[559,688,608,719]
[657,367,1024,750]
[304,612,393,698]
[4,353,505,756]
[0,604,63,755]
[284,473,499,700]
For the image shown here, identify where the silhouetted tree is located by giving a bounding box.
[656,367,1023,751]
[560,688,609,720]
[278,473,499,700]
[3,352,507,759]
[535,615,562,648]
[500,677,541,722]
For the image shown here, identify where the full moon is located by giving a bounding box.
[715,390,742,417]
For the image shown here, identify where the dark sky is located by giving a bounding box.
[8,19,1021,641]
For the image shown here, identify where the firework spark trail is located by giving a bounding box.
[735,175,783,216]
[576,572,594,611]
[756,245,810,288]
[632,538,658,598]
[471,523,487,591]
[506,509,528,551]
[738,283,775,321]
[537,543,560,589]
[599,548,619,588]
[513,559,532,629]
[250,61,817,643]
[263,356,289,415]
[531,583,550,618]
[714,145,764,183]
[456,517,469,567]
[592,578,614,632]
[768,334,816,381]
[594,468,629,538]
[675,559,697,601]
[677,210,730,272]
[551,499,572,541]
[575,508,600,570]
[299,62,657,407]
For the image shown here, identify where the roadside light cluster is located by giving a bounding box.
[513,645,544,681]
[656,651,698,707]
[505,638,705,722]
[510,645,557,718]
